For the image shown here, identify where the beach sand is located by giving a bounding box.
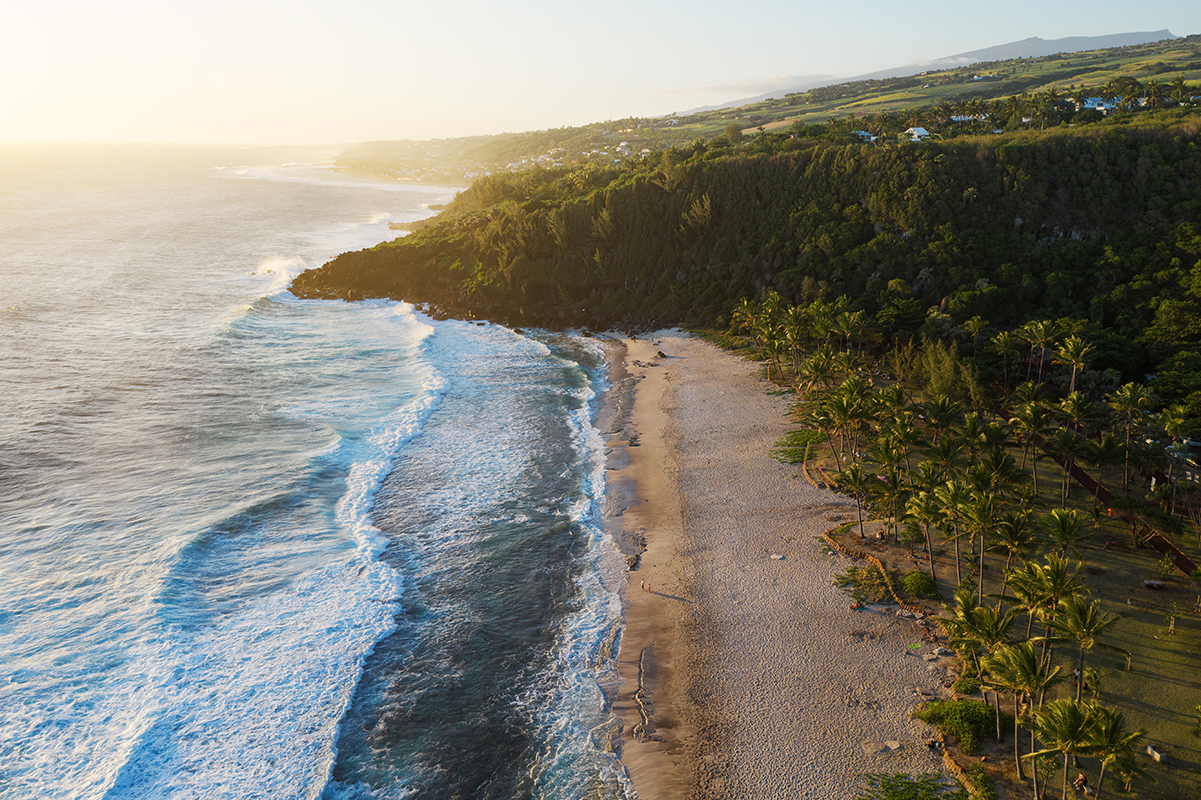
[606,331,952,799]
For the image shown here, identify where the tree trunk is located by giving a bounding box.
[953,528,962,588]
[1031,728,1040,799]
[924,524,938,586]
[1096,761,1108,800]
[977,531,987,606]
[1014,696,1024,781]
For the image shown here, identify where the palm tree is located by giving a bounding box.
[1010,403,1055,492]
[835,464,871,538]
[802,404,841,475]
[927,437,966,482]
[1058,391,1097,435]
[1041,427,1091,506]
[1153,404,1190,512]
[934,480,971,587]
[1005,554,1086,642]
[1055,335,1093,395]
[962,492,998,604]
[1108,382,1154,495]
[979,446,1028,506]
[869,467,907,542]
[1087,702,1146,800]
[1088,433,1124,504]
[1020,319,1059,383]
[1052,595,1127,701]
[964,315,990,360]
[798,345,837,396]
[982,641,1063,782]
[922,394,960,444]
[1041,508,1091,560]
[991,510,1036,605]
[904,491,942,585]
[1026,699,1099,800]
[992,329,1023,394]
[729,297,756,335]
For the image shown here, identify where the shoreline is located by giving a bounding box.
[604,331,952,799]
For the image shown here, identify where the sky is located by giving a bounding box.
[2,0,1199,145]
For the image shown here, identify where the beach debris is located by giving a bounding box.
[862,740,902,754]
[770,553,785,560]
[936,647,954,656]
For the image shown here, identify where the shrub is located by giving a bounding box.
[903,570,939,600]
[915,699,1010,755]
[963,764,997,800]
[854,773,969,800]
[951,676,980,696]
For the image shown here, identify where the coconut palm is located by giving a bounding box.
[802,404,840,475]
[963,315,990,360]
[1040,428,1091,506]
[1041,508,1091,560]
[934,480,971,587]
[990,510,1036,604]
[1088,433,1124,504]
[922,394,960,444]
[904,490,942,585]
[868,467,907,542]
[1005,553,1087,642]
[1052,595,1128,701]
[1107,382,1154,495]
[992,329,1023,394]
[982,640,1063,782]
[1058,391,1098,435]
[1087,702,1146,799]
[962,492,998,604]
[1026,699,1099,800]
[926,436,966,483]
[1055,335,1093,395]
[729,297,756,334]
[835,464,870,538]
[798,345,837,396]
[1010,403,1055,491]
[1019,319,1059,383]
[978,446,1028,506]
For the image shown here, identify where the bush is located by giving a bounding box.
[951,676,980,696]
[915,699,1010,755]
[854,773,969,800]
[903,570,939,600]
[963,764,997,800]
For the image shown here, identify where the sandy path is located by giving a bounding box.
[608,331,949,799]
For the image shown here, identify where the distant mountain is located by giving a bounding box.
[684,30,1179,113]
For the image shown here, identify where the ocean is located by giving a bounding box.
[0,145,630,799]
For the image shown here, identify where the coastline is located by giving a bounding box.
[604,331,951,799]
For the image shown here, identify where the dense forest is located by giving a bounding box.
[294,108,1201,417]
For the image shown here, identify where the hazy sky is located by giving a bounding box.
[3,0,1198,145]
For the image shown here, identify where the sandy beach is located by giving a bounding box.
[605,331,952,799]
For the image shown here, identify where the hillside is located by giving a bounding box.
[296,109,1201,409]
[336,34,1201,182]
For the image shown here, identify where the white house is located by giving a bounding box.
[1080,97,1119,114]
[905,127,930,141]
[851,130,877,142]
